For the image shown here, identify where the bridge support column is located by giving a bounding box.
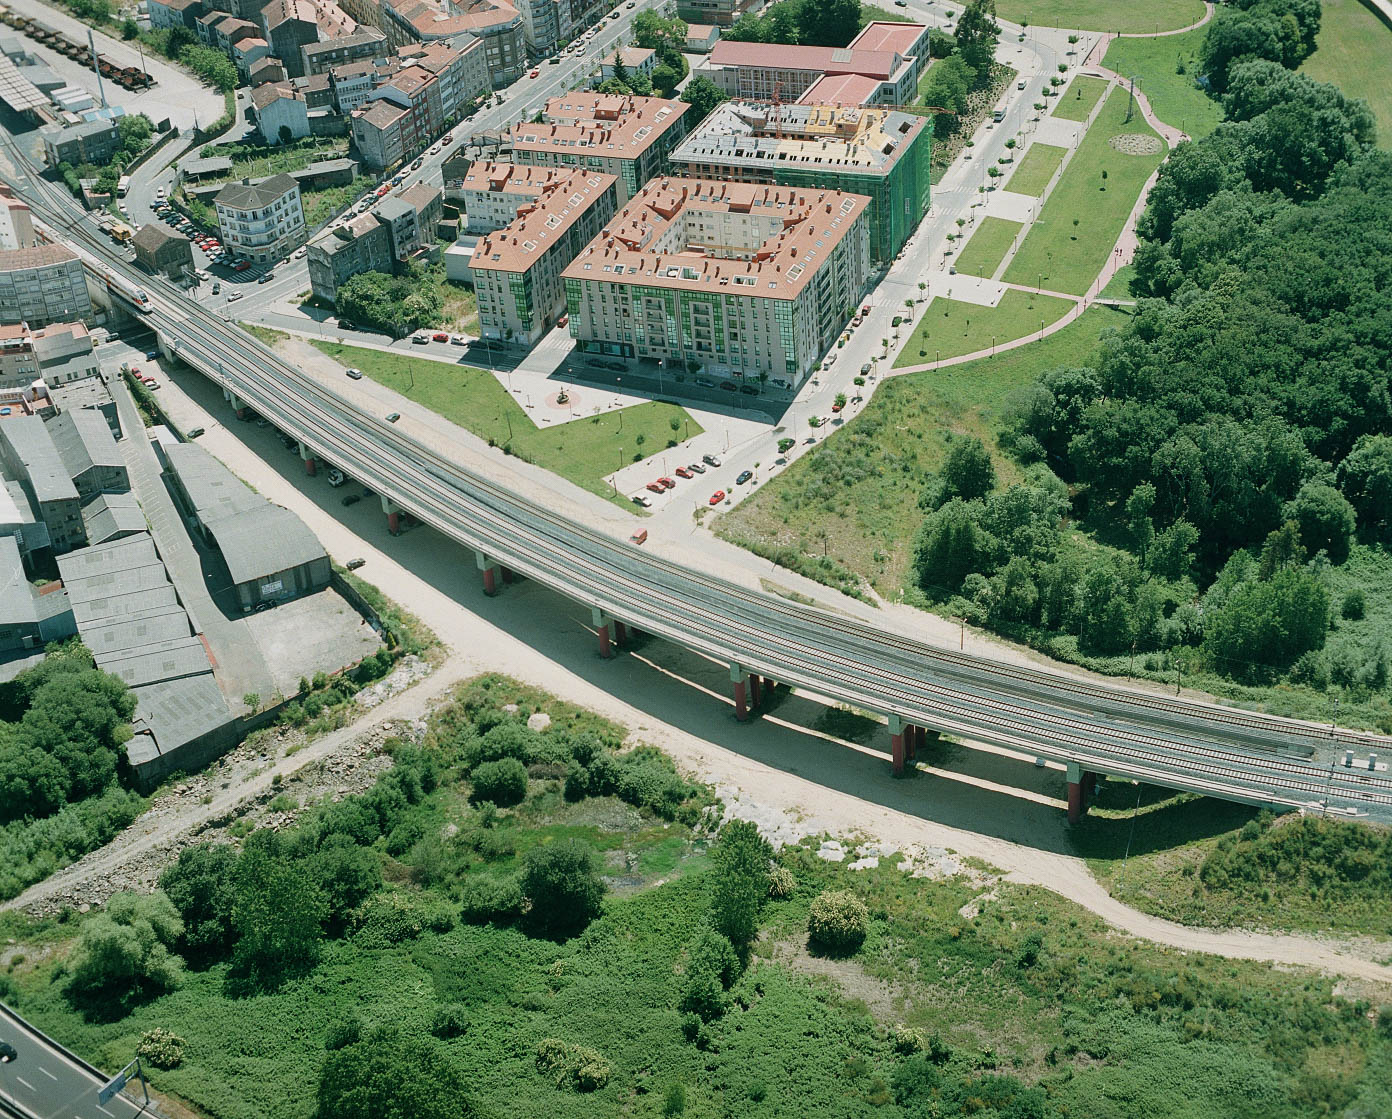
[887,715,906,776]
[299,443,318,476]
[614,621,628,647]
[381,496,400,535]
[731,664,749,722]
[592,607,613,659]
[1066,762,1097,824]
[914,725,927,760]
[224,388,246,419]
[750,674,762,708]
[475,550,501,596]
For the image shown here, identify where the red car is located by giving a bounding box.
[657,476,675,490]
[831,402,844,413]
[709,490,725,505]
[432,332,448,342]
[675,466,693,479]
[645,481,664,494]
[234,261,251,272]
[529,68,540,77]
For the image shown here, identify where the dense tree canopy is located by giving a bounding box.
[317,1029,483,1119]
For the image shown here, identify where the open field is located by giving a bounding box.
[1004,86,1165,295]
[995,0,1207,33]
[951,216,1023,278]
[310,342,701,504]
[894,290,1074,368]
[1050,73,1109,121]
[1300,0,1392,145]
[719,305,1129,594]
[4,670,1389,1119]
[1098,261,1136,299]
[1003,141,1066,195]
[1102,27,1224,140]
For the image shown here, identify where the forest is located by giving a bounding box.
[911,0,1390,707]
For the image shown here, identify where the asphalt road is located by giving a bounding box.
[0,1003,153,1119]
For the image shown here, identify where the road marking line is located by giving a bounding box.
[15,1076,34,1091]
[97,1105,116,1117]
[39,1065,58,1079]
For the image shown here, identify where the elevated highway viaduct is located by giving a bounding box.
[7,146,1392,826]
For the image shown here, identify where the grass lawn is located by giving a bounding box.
[1003,141,1066,195]
[951,216,1024,278]
[309,342,702,505]
[239,322,290,346]
[994,0,1206,33]
[860,1,916,24]
[302,182,357,228]
[1003,86,1165,295]
[1103,27,1224,140]
[1098,261,1136,299]
[438,279,479,334]
[1300,0,1392,146]
[1050,73,1109,121]
[720,305,1128,594]
[895,290,1074,368]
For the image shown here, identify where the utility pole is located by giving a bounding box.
[1124,75,1138,124]
[88,29,108,109]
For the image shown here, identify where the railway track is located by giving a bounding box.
[8,131,1391,820]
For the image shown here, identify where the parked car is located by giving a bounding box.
[632,493,651,507]
[688,462,706,474]
[234,261,251,272]
[645,481,664,494]
[227,291,243,301]
[341,493,361,507]
[346,367,364,380]
[294,247,308,259]
[326,469,346,487]
[211,282,220,294]
[557,313,569,326]
[529,68,540,77]
[719,381,737,392]
[736,470,753,485]
[657,476,676,489]
[702,453,721,467]
[431,332,449,342]
[385,412,401,423]
[739,384,758,395]
[860,363,872,374]
[346,557,366,570]
[258,272,273,284]
[412,333,429,344]
[709,490,725,505]
[675,466,693,479]
[338,319,355,330]
[450,334,467,345]
[186,427,205,439]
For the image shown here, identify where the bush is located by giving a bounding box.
[65,891,185,1013]
[325,1017,361,1050]
[351,892,427,946]
[679,926,740,1021]
[459,873,525,924]
[768,864,796,899]
[1341,589,1366,620]
[469,758,528,807]
[431,1003,470,1039]
[535,1038,611,1092]
[137,1027,185,1069]
[521,840,606,939]
[808,889,869,954]
[709,820,771,950]
[318,1028,482,1119]
[158,842,238,963]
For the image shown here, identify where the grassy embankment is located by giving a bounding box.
[1102,26,1225,140]
[719,305,1131,594]
[309,342,702,506]
[1299,0,1392,144]
[1003,142,1066,196]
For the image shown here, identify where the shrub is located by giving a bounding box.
[710,820,771,950]
[351,892,426,946]
[535,1038,610,1092]
[808,889,869,954]
[65,891,185,1012]
[678,926,739,1022]
[431,1003,470,1039]
[325,1017,361,1050]
[470,758,528,807]
[1341,589,1366,620]
[892,1024,926,1055]
[137,1028,185,1069]
[521,841,606,939]
[663,1083,686,1115]
[768,865,796,899]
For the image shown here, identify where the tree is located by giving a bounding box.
[1126,483,1156,560]
[231,830,327,984]
[1203,566,1329,682]
[1284,482,1355,564]
[941,436,995,503]
[611,53,630,90]
[317,1029,482,1119]
[66,891,184,1013]
[681,75,729,126]
[678,926,740,1021]
[118,114,153,155]
[1199,8,1284,94]
[1147,520,1198,581]
[914,499,996,597]
[521,840,606,939]
[920,53,972,120]
[278,124,293,146]
[651,62,680,95]
[165,25,195,58]
[708,820,770,951]
[1338,434,1392,535]
[799,0,860,47]
[121,17,138,38]
[159,843,239,962]
[632,10,687,53]
[954,0,1000,83]
[312,834,383,926]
